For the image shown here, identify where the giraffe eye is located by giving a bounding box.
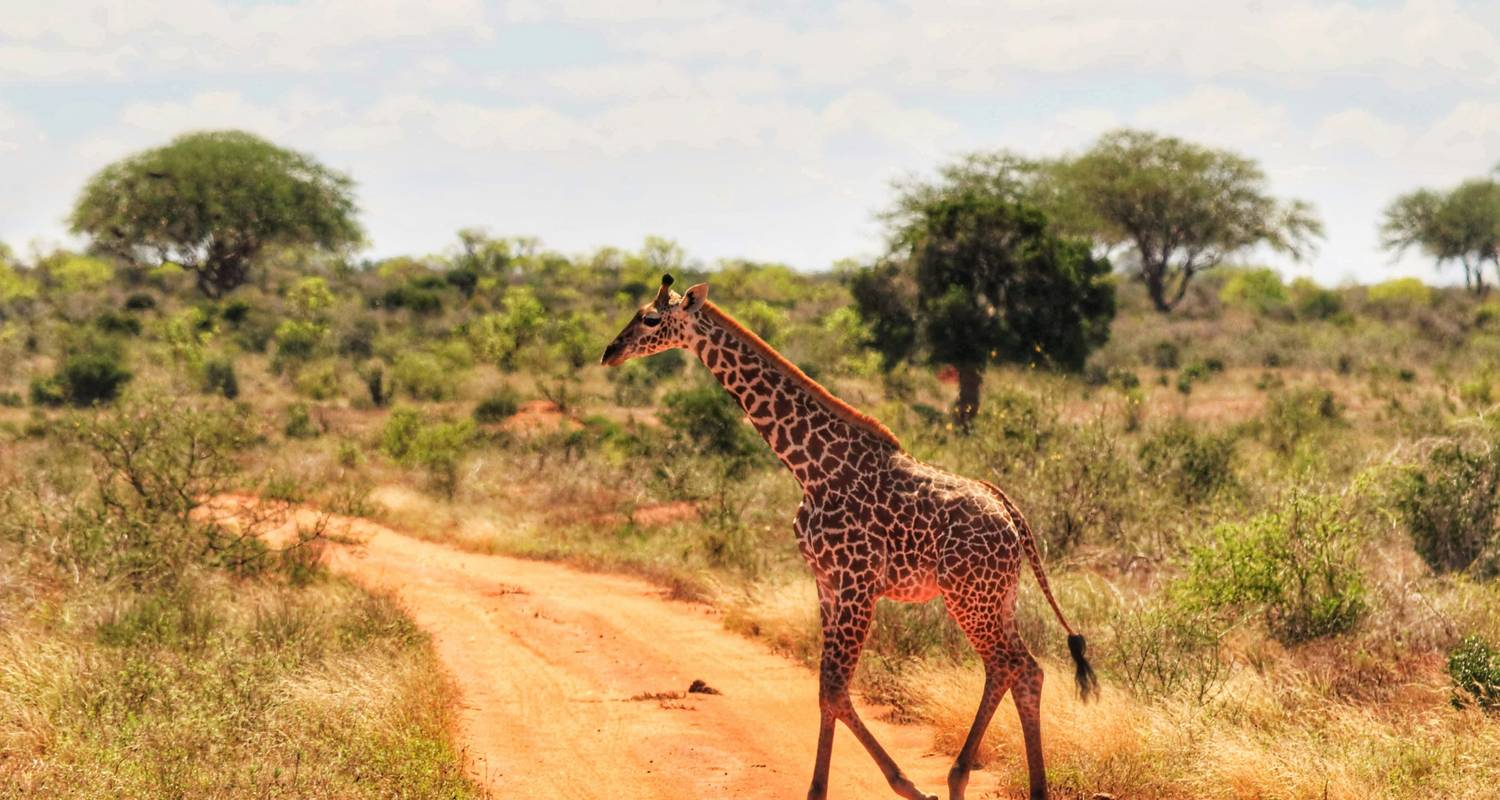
[641,316,662,327]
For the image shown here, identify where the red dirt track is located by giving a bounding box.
[206,496,996,799]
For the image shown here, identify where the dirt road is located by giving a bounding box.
[211,497,996,799]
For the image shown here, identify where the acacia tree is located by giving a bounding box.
[71,131,362,298]
[1381,178,1500,295]
[1056,130,1322,313]
[853,171,1114,423]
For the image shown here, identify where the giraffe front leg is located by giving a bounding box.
[809,588,937,800]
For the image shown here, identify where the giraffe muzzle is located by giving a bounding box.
[600,340,626,366]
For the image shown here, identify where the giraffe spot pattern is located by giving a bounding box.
[602,287,1075,800]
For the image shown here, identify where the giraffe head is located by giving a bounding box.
[600,274,710,366]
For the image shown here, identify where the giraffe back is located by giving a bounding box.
[793,451,1027,604]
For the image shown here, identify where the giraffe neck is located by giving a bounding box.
[687,303,900,489]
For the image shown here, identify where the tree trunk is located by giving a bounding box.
[954,364,983,426]
[1144,262,1177,313]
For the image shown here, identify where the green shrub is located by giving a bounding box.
[391,352,459,401]
[437,338,475,370]
[1475,302,1500,329]
[866,598,969,663]
[1138,418,1236,503]
[337,316,378,358]
[609,360,660,406]
[123,292,157,311]
[380,407,423,461]
[726,299,788,344]
[1448,635,1500,711]
[474,387,521,423]
[294,360,342,400]
[1151,341,1180,369]
[32,350,133,407]
[445,267,478,296]
[1262,386,1340,455]
[969,387,1056,463]
[94,310,142,336]
[1365,277,1432,316]
[1180,492,1366,643]
[230,309,277,353]
[1219,268,1288,315]
[380,283,443,314]
[201,357,239,399]
[43,253,114,292]
[408,419,475,497]
[1176,360,1213,394]
[548,313,596,370]
[221,297,252,324]
[380,407,474,496]
[1460,370,1494,409]
[283,402,321,439]
[1394,436,1500,575]
[286,275,335,319]
[271,319,325,367]
[29,375,67,406]
[1111,368,1141,389]
[1111,603,1228,702]
[1290,277,1342,320]
[642,348,686,378]
[38,395,257,583]
[1029,421,1130,553]
[659,387,760,460]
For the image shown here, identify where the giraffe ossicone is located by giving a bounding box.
[602,274,1097,800]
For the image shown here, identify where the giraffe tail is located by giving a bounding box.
[981,481,1100,702]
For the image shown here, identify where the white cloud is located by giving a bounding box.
[0,104,44,153]
[427,101,602,151]
[1311,110,1410,159]
[547,62,699,100]
[501,0,726,23]
[1413,101,1500,175]
[819,90,962,155]
[7,0,1500,282]
[0,0,491,79]
[116,91,318,138]
[1134,86,1292,156]
[612,0,1500,93]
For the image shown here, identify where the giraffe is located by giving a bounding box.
[601,275,1098,800]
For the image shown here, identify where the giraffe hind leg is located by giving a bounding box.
[1011,652,1048,800]
[945,658,1014,800]
[943,588,1046,800]
[808,589,937,800]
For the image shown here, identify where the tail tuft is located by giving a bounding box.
[1068,634,1100,703]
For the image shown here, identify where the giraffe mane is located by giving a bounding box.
[702,301,903,449]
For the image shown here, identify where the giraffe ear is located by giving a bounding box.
[681,283,709,313]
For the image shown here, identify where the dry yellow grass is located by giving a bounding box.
[899,652,1500,800]
[0,556,483,800]
[711,566,1500,800]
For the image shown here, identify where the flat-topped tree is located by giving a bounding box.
[853,157,1115,423]
[71,131,362,298]
[1057,129,1322,313]
[1382,178,1500,296]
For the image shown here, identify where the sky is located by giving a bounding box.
[2,0,1499,283]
